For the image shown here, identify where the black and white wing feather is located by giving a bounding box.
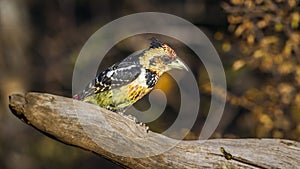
[75,61,141,100]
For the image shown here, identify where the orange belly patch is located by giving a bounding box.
[128,83,151,103]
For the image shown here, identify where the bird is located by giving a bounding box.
[73,37,187,114]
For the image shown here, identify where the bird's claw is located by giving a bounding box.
[136,121,149,133]
[117,112,149,132]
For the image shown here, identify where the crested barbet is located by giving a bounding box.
[74,38,188,113]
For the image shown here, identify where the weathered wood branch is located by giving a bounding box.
[8,92,300,168]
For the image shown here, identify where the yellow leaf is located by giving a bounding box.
[232,59,245,70]
[222,42,232,52]
[291,12,299,29]
[253,49,264,58]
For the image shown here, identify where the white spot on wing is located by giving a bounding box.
[116,64,137,72]
[106,71,114,77]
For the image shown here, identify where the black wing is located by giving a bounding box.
[76,61,141,100]
[95,61,142,92]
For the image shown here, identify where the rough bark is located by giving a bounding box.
[8,92,300,169]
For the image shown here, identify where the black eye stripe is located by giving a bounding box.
[161,55,173,63]
[149,55,173,65]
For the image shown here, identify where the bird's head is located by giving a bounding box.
[140,38,188,76]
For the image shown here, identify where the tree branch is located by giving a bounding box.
[8,92,300,168]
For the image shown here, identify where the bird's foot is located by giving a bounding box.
[117,112,149,133]
[135,121,149,133]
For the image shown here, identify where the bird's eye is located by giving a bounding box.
[161,56,172,63]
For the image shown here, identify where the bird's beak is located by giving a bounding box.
[170,58,189,71]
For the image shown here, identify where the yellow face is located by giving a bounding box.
[139,43,187,76]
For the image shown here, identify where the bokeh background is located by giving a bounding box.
[0,0,299,168]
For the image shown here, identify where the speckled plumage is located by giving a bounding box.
[74,38,187,113]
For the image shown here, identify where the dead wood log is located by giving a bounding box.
[8,92,300,168]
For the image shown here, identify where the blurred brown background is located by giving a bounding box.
[0,0,299,168]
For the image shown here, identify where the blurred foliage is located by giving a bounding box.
[221,0,300,140]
